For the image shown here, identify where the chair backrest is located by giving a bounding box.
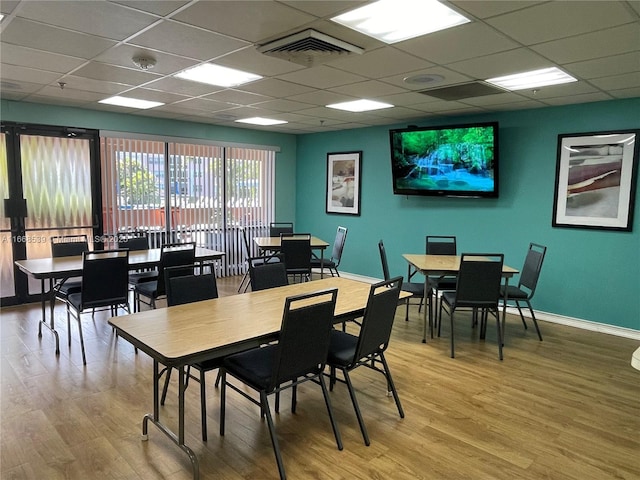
[280,233,311,274]
[455,253,504,309]
[426,235,457,255]
[51,235,89,257]
[330,226,348,265]
[249,260,289,291]
[352,277,403,363]
[268,288,338,390]
[117,233,149,251]
[157,242,196,296]
[269,222,293,237]
[80,249,129,309]
[378,240,391,281]
[518,243,547,297]
[165,269,218,306]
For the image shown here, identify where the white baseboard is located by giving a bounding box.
[335,271,640,341]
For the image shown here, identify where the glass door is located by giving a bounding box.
[0,124,99,305]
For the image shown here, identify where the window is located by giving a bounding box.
[101,135,276,276]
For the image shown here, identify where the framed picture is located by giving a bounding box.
[552,129,639,231]
[326,151,362,215]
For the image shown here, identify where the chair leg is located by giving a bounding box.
[214,369,222,388]
[379,353,405,418]
[450,310,455,358]
[77,314,87,365]
[526,300,543,341]
[219,370,226,436]
[291,385,297,413]
[261,391,286,480]
[160,367,172,405]
[405,297,410,322]
[66,306,72,347]
[238,271,249,293]
[342,368,370,446]
[200,370,208,441]
[495,308,503,361]
[515,300,528,329]
[318,374,343,451]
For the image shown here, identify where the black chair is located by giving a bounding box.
[66,249,130,365]
[249,259,289,291]
[220,288,342,480]
[269,222,293,237]
[50,234,89,311]
[162,268,220,441]
[425,235,458,330]
[280,233,312,283]
[117,233,158,286]
[439,253,505,360]
[133,242,196,311]
[238,226,281,293]
[500,243,547,341]
[379,239,426,322]
[311,226,347,277]
[326,276,405,446]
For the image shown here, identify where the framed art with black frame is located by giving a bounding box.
[326,151,362,216]
[552,129,639,231]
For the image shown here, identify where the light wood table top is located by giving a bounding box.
[109,277,408,366]
[15,247,225,279]
[254,236,329,251]
[403,254,519,277]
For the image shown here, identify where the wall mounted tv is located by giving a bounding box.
[389,121,499,198]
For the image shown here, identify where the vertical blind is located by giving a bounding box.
[100,136,276,276]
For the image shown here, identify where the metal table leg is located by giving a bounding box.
[38,278,60,354]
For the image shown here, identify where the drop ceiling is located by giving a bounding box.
[1,0,638,134]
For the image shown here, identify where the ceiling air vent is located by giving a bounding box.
[257,29,364,67]
[419,82,506,101]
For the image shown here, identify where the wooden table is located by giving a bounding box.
[402,254,519,343]
[108,277,410,480]
[14,247,225,355]
[254,235,330,277]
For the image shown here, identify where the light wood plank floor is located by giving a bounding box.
[1,276,639,479]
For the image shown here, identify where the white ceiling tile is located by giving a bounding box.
[380,67,471,90]
[26,85,104,102]
[589,72,640,91]
[609,86,640,98]
[396,22,519,65]
[0,64,61,85]
[375,91,442,107]
[72,62,161,86]
[144,76,224,96]
[239,78,315,97]
[328,80,406,98]
[111,1,190,17]
[458,91,530,107]
[516,81,600,100]
[531,24,640,64]
[214,46,305,77]
[451,1,543,19]
[17,1,158,40]
[280,1,365,18]
[1,18,117,59]
[130,20,250,61]
[21,94,93,107]
[542,92,613,106]
[278,65,367,89]
[0,1,20,15]
[251,98,316,113]
[172,1,316,44]
[286,90,356,106]
[0,44,86,74]
[95,44,198,75]
[121,87,189,104]
[566,52,640,80]
[327,47,433,78]
[56,75,133,95]
[203,89,272,106]
[168,97,235,113]
[447,48,551,79]
[0,80,45,96]
[486,1,634,45]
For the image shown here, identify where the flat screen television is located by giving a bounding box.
[389,121,499,198]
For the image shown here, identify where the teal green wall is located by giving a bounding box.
[295,98,640,330]
[0,100,298,222]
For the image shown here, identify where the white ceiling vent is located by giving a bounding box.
[257,29,364,67]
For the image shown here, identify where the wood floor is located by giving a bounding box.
[1,276,639,479]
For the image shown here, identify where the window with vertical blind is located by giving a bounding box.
[100,134,276,276]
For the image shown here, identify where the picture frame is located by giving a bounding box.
[552,129,639,231]
[326,151,362,216]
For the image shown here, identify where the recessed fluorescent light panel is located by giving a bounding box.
[331,0,470,44]
[326,99,394,112]
[175,64,262,87]
[235,117,288,126]
[486,67,577,91]
[98,96,164,109]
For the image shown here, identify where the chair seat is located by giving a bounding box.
[193,357,224,372]
[57,279,82,296]
[441,291,456,305]
[223,344,277,390]
[403,281,426,297]
[128,271,158,284]
[427,276,457,291]
[326,330,357,366]
[135,280,158,298]
[500,285,529,299]
[310,258,336,268]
